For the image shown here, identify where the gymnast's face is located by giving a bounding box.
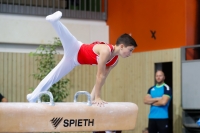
[119,44,135,58]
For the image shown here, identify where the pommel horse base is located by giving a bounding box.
[0,91,138,132]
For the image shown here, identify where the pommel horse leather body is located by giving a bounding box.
[0,91,138,132]
[0,102,138,132]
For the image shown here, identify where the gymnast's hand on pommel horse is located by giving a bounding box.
[26,11,138,106]
[90,61,118,107]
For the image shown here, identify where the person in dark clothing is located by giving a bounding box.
[0,93,8,102]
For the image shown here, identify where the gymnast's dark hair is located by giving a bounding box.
[116,33,137,47]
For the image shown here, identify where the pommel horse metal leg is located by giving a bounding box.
[0,91,138,132]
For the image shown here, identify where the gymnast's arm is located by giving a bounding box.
[143,94,160,105]
[93,47,115,106]
[90,61,118,101]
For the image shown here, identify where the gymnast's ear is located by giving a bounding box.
[129,33,132,36]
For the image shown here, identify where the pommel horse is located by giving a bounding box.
[0,91,138,132]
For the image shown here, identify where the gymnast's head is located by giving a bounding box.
[115,33,137,58]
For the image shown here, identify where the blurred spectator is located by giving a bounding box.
[142,127,148,133]
[0,93,8,102]
[144,70,171,133]
[93,131,122,133]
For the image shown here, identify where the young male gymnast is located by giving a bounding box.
[27,11,137,106]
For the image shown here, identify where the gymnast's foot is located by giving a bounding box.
[46,11,62,22]
[27,93,36,103]
[27,93,32,102]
